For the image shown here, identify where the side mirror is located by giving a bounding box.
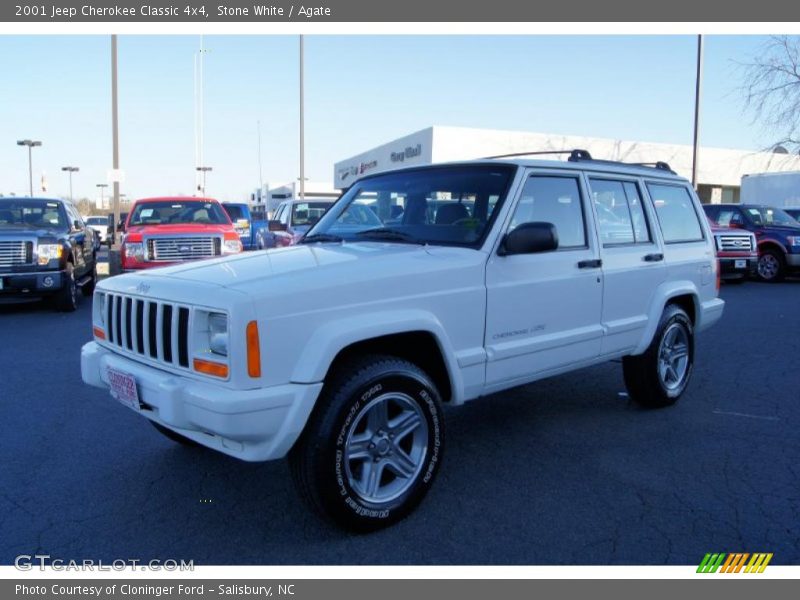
[73,219,82,230]
[498,222,559,256]
[268,220,287,232]
[117,221,126,232]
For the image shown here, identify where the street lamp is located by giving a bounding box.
[96,183,109,209]
[196,166,212,195]
[17,139,42,197]
[61,166,79,203]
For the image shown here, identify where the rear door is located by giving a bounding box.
[484,169,604,391]
[586,175,667,356]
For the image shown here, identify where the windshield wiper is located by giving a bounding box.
[300,233,344,244]
[355,228,425,245]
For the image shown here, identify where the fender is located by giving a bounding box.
[290,309,466,404]
[632,280,699,355]
[757,238,788,254]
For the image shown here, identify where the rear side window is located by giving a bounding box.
[511,176,587,248]
[589,178,651,245]
[646,183,704,243]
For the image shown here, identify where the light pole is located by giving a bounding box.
[61,166,79,203]
[17,139,42,197]
[196,166,212,195]
[96,183,109,210]
[691,35,704,190]
[299,34,305,201]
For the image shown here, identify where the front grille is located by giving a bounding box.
[0,241,31,268]
[718,235,753,252]
[104,293,191,368]
[146,236,219,262]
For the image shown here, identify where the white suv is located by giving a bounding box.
[81,151,724,531]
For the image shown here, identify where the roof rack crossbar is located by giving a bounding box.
[627,161,676,173]
[482,149,592,161]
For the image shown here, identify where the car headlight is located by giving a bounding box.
[208,313,228,356]
[222,239,243,254]
[38,244,63,265]
[787,236,800,247]
[124,242,145,261]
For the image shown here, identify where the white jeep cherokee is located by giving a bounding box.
[82,152,724,531]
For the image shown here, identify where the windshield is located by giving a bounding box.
[744,206,798,227]
[305,165,515,247]
[222,204,248,222]
[0,200,67,230]
[292,202,331,229]
[128,201,230,226]
[85,216,106,226]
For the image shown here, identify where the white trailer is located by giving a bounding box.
[740,171,800,208]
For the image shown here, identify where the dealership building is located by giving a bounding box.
[333,126,800,203]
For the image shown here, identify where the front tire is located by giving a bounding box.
[54,263,78,312]
[757,248,785,282]
[289,355,445,532]
[623,304,694,408]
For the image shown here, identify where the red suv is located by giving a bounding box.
[121,197,243,271]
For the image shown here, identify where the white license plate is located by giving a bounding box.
[0,278,3,290]
[735,259,747,269]
[107,367,140,411]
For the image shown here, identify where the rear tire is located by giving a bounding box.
[289,355,445,532]
[623,304,694,408]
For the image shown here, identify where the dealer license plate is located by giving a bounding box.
[735,259,747,269]
[107,367,140,411]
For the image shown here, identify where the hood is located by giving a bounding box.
[0,228,66,240]
[124,223,234,236]
[756,223,800,233]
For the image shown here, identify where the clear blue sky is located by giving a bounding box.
[0,35,776,204]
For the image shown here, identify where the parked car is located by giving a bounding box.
[702,203,800,282]
[255,198,335,249]
[82,152,723,531]
[85,215,108,245]
[707,220,758,282]
[120,197,243,271]
[0,197,97,311]
[106,212,128,247]
[221,202,255,250]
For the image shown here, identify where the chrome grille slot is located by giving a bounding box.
[104,293,191,369]
[147,236,218,262]
[718,235,753,252]
[0,241,28,268]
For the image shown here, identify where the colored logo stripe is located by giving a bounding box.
[697,553,773,573]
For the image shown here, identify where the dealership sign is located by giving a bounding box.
[391,144,423,163]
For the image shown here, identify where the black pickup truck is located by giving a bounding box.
[0,197,98,311]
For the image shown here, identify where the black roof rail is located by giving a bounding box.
[482,149,593,161]
[483,149,676,174]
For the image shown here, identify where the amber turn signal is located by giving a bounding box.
[246,320,261,377]
[193,358,229,378]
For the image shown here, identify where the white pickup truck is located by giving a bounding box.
[82,152,724,531]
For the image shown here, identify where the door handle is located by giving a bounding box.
[577,259,602,269]
[643,253,664,262]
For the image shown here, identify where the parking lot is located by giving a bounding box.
[1,275,798,566]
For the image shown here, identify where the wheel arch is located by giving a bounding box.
[290,311,463,404]
[633,283,699,355]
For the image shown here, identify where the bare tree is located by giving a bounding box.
[740,35,800,152]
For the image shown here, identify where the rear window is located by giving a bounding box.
[129,201,230,226]
[85,216,107,226]
[222,204,248,221]
[646,183,704,243]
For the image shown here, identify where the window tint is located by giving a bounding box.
[129,201,229,226]
[589,179,651,245]
[510,176,586,248]
[647,184,704,243]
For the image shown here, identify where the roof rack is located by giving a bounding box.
[483,148,676,174]
[482,149,593,161]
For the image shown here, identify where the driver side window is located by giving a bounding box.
[509,175,587,249]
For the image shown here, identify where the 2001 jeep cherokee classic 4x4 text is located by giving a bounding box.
[82,151,724,531]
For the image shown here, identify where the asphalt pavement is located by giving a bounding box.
[1,277,798,565]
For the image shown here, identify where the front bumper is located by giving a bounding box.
[81,341,322,462]
[0,269,63,298]
[718,256,757,279]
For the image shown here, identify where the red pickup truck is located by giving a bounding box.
[121,197,243,271]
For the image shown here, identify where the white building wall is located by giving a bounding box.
[334,125,800,193]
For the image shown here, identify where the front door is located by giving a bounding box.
[484,170,604,392]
